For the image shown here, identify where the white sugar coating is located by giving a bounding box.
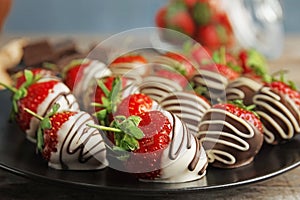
[26,81,80,142]
[48,111,108,170]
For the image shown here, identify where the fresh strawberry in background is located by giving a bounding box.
[155,6,167,28]
[155,0,235,50]
[164,2,196,37]
[196,23,233,50]
[238,49,268,77]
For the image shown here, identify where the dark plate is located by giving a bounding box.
[0,89,300,194]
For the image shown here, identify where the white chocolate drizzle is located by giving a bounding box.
[253,86,300,144]
[138,76,183,102]
[198,108,259,166]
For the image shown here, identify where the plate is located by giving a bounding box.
[0,89,300,194]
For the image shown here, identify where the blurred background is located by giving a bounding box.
[1,0,299,35]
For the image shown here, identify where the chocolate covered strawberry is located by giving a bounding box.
[253,74,300,144]
[13,68,57,89]
[109,54,148,77]
[62,58,111,104]
[190,47,240,102]
[25,104,108,170]
[198,100,264,168]
[89,76,140,125]
[138,67,187,102]
[91,109,208,182]
[152,51,196,78]
[0,70,79,142]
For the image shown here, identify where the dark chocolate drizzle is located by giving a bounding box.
[59,112,106,169]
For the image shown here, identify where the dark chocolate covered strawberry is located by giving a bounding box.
[253,74,300,144]
[198,100,264,168]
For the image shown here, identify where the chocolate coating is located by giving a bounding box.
[198,108,264,168]
[253,86,300,144]
[226,76,263,106]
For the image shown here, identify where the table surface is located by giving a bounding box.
[0,33,300,200]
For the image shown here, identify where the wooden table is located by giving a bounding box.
[0,34,300,200]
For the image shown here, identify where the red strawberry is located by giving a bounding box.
[155,69,189,88]
[184,0,199,8]
[213,101,263,133]
[111,54,147,65]
[238,49,268,77]
[267,81,300,108]
[163,52,196,77]
[14,68,56,89]
[42,110,76,160]
[108,111,172,179]
[201,63,240,81]
[0,70,79,141]
[17,80,60,132]
[128,111,172,179]
[155,6,167,27]
[63,59,91,91]
[165,6,195,37]
[25,104,107,170]
[115,93,153,117]
[196,23,233,50]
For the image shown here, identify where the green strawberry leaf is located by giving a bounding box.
[37,126,44,152]
[94,77,123,126]
[97,79,110,98]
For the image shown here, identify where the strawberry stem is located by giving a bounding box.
[219,46,226,65]
[86,123,122,133]
[0,82,17,93]
[24,108,44,121]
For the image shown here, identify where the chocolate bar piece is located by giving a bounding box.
[22,40,54,67]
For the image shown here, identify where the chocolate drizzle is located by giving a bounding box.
[188,135,200,171]
[138,76,183,102]
[198,108,263,168]
[166,112,206,174]
[253,86,300,144]
[160,91,210,135]
[56,112,107,170]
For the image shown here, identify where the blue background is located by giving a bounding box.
[3,0,300,34]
